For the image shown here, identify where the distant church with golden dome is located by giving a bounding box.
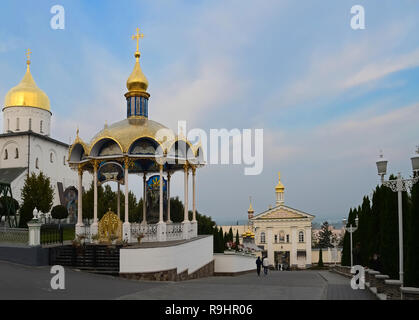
[0,50,90,220]
[222,172,315,269]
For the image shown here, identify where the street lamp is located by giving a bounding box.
[342,216,358,268]
[375,148,419,286]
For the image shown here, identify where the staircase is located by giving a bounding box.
[49,245,120,275]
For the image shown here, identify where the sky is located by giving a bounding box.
[1,0,419,224]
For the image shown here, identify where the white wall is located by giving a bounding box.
[4,107,51,136]
[214,252,256,273]
[120,236,213,274]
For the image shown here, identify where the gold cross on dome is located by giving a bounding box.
[132,28,144,52]
[26,49,32,61]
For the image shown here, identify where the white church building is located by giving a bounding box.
[0,52,89,219]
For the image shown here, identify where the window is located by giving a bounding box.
[29,118,32,131]
[260,232,266,243]
[15,148,19,159]
[286,234,289,243]
[274,235,278,243]
[40,120,43,133]
[4,149,8,160]
[299,231,305,243]
[16,118,20,131]
[50,153,54,163]
[35,158,39,169]
[7,119,10,131]
[63,156,66,165]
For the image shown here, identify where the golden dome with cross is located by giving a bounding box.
[4,49,51,112]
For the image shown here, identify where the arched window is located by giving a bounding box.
[299,231,305,243]
[50,153,54,163]
[260,232,266,243]
[274,235,278,243]
[40,120,43,133]
[7,119,10,131]
[16,118,20,131]
[63,156,66,166]
[29,118,32,131]
[15,148,19,159]
[36,158,39,169]
[4,149,8,160]
[286,234,290,243]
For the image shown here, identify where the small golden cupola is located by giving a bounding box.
[275,171,285,205]
[4,49,51,112]
[247,196,254,220]
[125,28,150,119]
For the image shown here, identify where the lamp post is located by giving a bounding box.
[342,216,358,268]
[375,148,419,286]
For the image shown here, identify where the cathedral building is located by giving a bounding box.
[222,172,315,269]
[0,51,90,220]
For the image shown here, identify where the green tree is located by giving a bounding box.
[51,205,68,223]
[213,226,221,253]
[405,181,419,286]
[228,227,234,243]
[235,230,240,251]
[318,221,333,248]
[218,227,225,252]
[19,172,54,227]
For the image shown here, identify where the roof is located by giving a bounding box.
[252,204,315,221]
[0,131,69,148]
[0,167,27,184]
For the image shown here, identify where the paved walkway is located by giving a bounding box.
[0,260,374,300]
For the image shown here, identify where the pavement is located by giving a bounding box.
[0,260,375,300]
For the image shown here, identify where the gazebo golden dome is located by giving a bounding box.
[89,117,176,154]
[4,51,51,112]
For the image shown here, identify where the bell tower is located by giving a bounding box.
[275,172,285,205]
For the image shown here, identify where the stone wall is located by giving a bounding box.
[329,266,419,300]
[119,260,214,281]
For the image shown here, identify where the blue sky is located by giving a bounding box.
[1,0,419,224]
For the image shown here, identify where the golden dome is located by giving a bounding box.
[242,229,255,238]
[275,171,285,192]
[126,28,148,93]
[4,54,50,112]
[89,118,176,153]
[126,54,148,93]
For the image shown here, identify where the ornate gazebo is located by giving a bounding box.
[68,28,204,243]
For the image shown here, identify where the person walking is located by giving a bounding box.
[262,256,269,276]
[256,257,262,276]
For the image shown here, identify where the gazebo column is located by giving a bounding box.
[75,166,84,237]
[182,164,190,240]
[141,172,147,225]
[122,158,131,242]
[167,172,172,223]
[117,182,121,219]
[157,164,166,241]
[191,167,197,238]
[90,161,99,237]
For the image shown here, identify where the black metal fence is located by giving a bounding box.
[41,224,75,245]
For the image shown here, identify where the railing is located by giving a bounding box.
[166,223,183,241]
[131,223,158,242]
[41,224,76,245]
[0,227,29,244]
